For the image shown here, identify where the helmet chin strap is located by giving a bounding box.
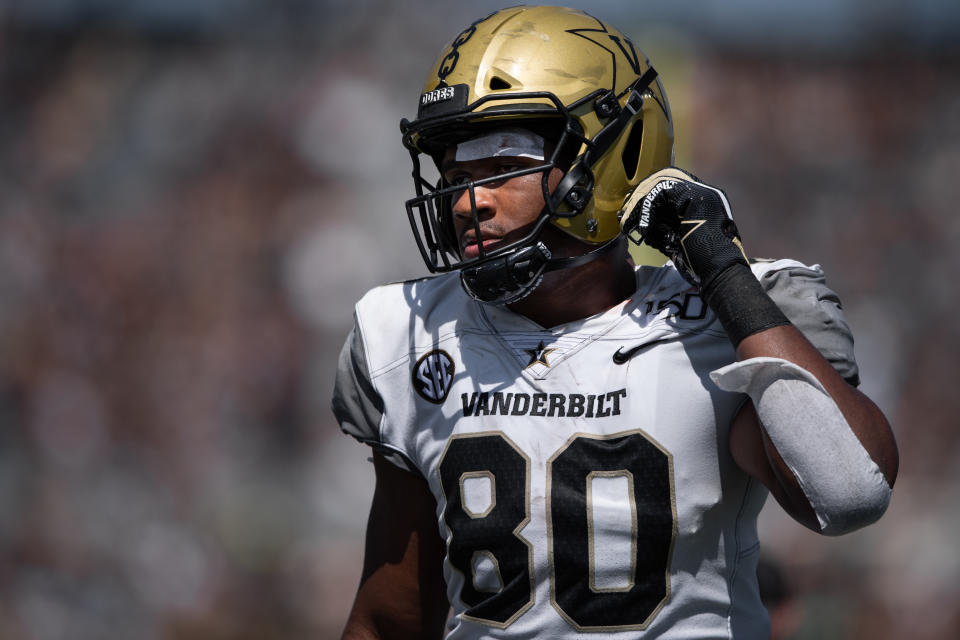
[543,235,622,273]
[459,236,623,305]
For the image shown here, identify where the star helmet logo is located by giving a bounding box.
[565,23,669,120]
[412,349,455,404]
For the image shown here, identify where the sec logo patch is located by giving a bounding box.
[412,349,455,404]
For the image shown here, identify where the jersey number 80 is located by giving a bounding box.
[438,430,676,631]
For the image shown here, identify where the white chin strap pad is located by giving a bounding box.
[711,357,891,536]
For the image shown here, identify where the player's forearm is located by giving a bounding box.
[736,324,899,487]
[718,323,897,535]
[694,256,898,520]
[697,257,898,487]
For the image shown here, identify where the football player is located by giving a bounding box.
[333,6,898,639]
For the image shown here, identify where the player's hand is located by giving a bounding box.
[619,167,749,290]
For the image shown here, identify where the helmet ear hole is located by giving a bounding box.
[621,120,645,180]
[489,76,512,90]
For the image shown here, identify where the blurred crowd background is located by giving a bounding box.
[1,1,958,638]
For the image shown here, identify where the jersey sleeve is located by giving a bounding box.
[756,261,861,386]
[331,322,418,473]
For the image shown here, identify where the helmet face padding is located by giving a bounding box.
[401,6,674,303]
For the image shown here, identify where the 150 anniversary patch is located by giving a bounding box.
[412,349,455,404]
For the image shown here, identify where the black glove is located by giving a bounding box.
[619,167,748,292]
[619,167,790,346]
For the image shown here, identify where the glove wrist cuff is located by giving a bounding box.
[701,264,791,347]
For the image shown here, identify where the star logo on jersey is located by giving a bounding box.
[524,341,556,369]
[412,349,455,404]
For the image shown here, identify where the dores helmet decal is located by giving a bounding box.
[412,349,455,404]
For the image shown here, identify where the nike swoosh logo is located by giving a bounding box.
[612,337,674,364]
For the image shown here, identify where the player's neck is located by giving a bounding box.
[506,240,637,329]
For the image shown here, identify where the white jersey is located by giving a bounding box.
[333,260,857,640]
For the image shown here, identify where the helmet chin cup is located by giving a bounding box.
[459,242,552,305]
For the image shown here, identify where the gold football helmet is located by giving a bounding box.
[401,5,674,303]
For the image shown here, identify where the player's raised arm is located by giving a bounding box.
[341,453,449,640]
[621,168,899,535]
